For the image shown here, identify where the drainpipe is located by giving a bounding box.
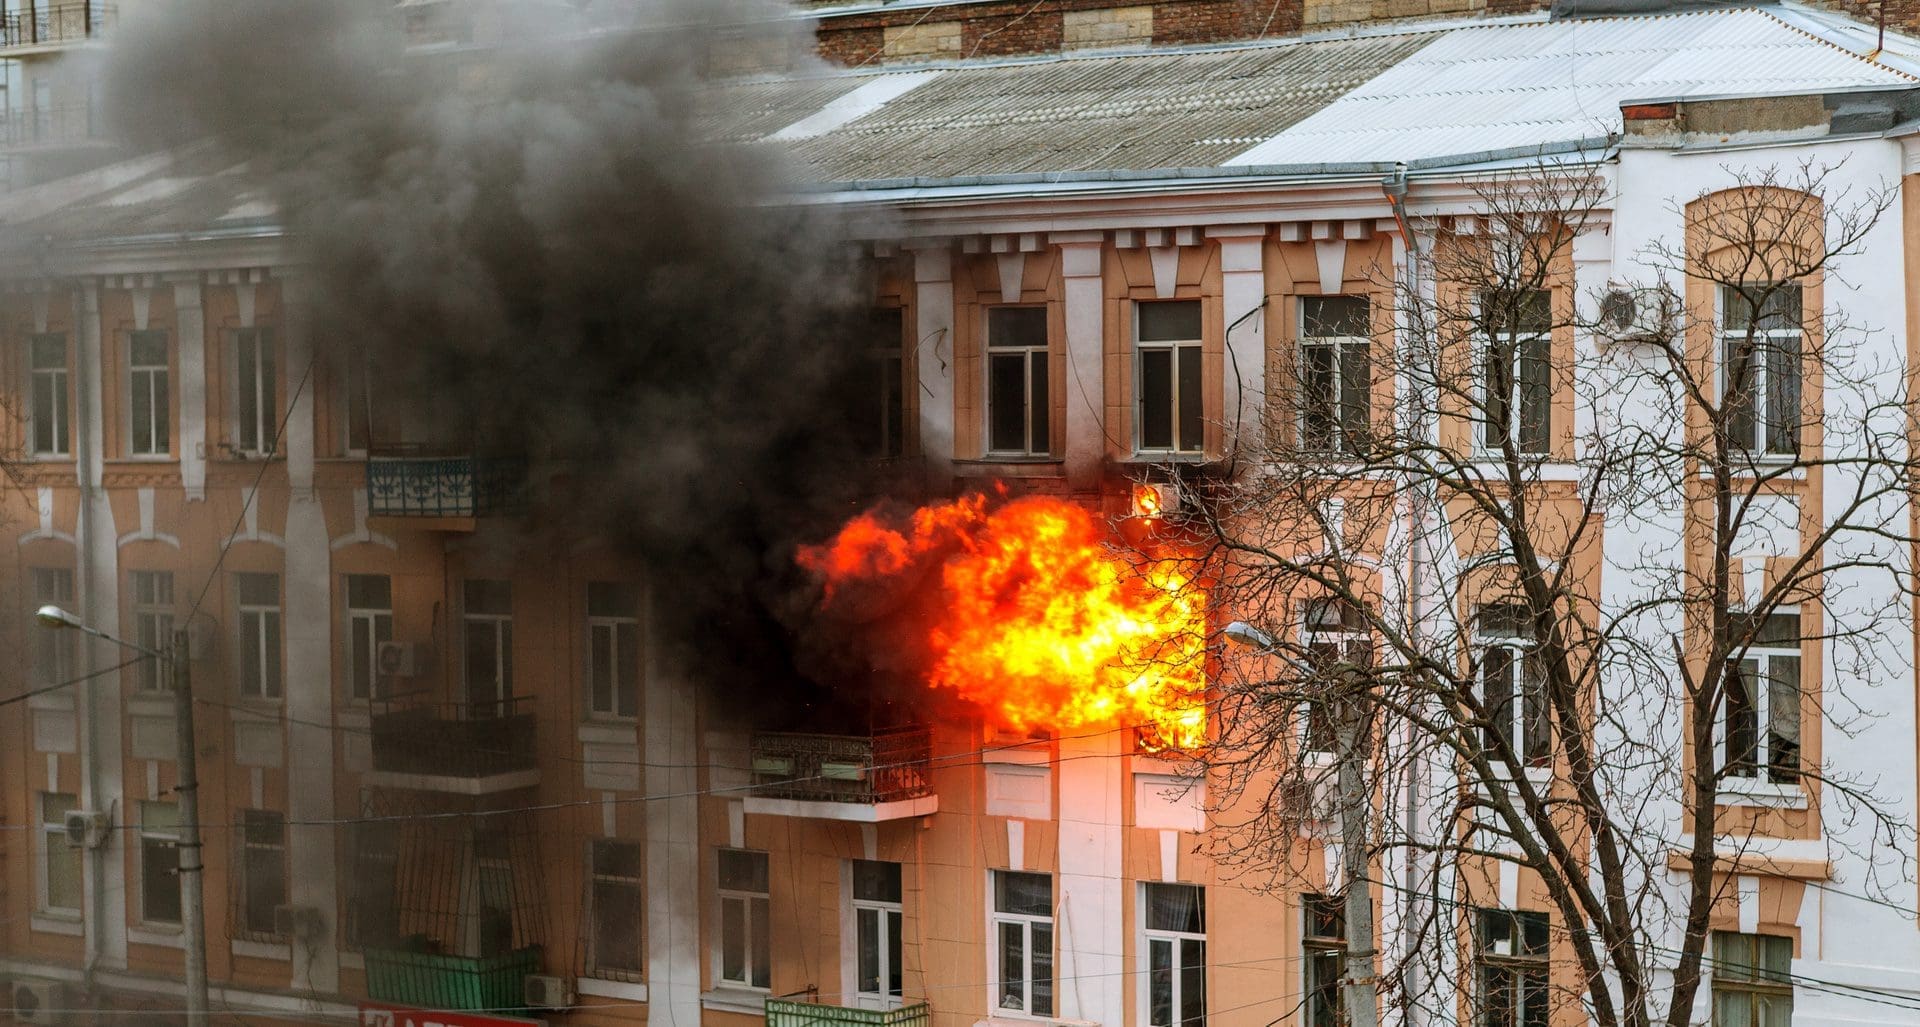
[1383,166,1429,1027]
[71,283,105,994]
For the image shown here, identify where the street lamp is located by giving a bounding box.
[36,606,207,1026]
[1222,617,1378,1027]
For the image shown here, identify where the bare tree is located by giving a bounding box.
[1168,160,1916,1027]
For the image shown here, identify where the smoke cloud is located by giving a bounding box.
[94,0,892,718]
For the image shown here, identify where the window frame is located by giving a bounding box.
[1302,892,1346,1027]
[462,579,514,711]
[1710,930,1793,1027]
[850,859,904,1008]
[1476,289,1553,458]
[1475,907,1550,1027]
[344,573,394,703]
[236,809,287,941]
[983,305,1052,458]
[138,800,182,926]
[1718,283,1802,460]
[1719,610,1801,786]
[863,306,908,460]
[588,838,645,982]
[989,869,1055,1018]
[1134,299,1206,456]
[1302,597,1370,756]
[1141,881,1206,1027]
[586,582,642,721]
[1297,295,1372,456]
[28,331,70,457]
[38,792,81,916]
[127,328,170,457]
[1474,603,1551,767]
[31,567,75,688]
[715,847,771,992]
[129,570,176,694]
[232,326,278,455]
[236,572,283,701]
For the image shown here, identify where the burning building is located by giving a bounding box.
[2,1,1920,1027]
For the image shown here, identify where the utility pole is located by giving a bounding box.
[1336,694,1377,1027]
[171,627,210,1026]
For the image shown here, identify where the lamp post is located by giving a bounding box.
[1223,620,1378,1027]
[37,606,207,1026]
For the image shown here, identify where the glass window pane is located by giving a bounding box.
[587,582,639,618]
[751,896,769,988]
[1028,351,1049,453]
[464,579,511,614]
[1179,938,1206,1026]
[719,849,768,893]
[593,840,642,879]
[1139,348,1173,450]
[987,353,1027,452]
[994,871,1051,916]
[1724,335,1757,451]
[1725,661,1758,776]
[1301,342,1336,450]
[857,907,880,993]
[987,306,1047,348]
[1303,296,1368,338]
[592,879,643,972]
[615,623,639,717]
[590,625,613,714]
[887,910,903,996]
[1767,656,1800,782]
[854,859,902,903]
[1139,300,1202,342]
[997,921,1025,1009]
[1031,921,1054,1016]
[1764,332,1799,455]
[1149,938,1173,1027]
[721,898,744,981]
[1146,883,1204,934]
[131,331,167,366]
[1176,345,1203,453]
[1520,332,1551,454]
[347,574,391,609]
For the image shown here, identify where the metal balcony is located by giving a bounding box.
[745,726,937,822]
[0,104,99,149]
[765,1000,931,1026]
[0,3,112,50]
[365,451,525,521]
[366,695,538,794]
[362,942,542,1012]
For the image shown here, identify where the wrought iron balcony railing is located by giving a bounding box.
[369,695,537,782]
[0,3,113,48]
[750,726,933,805]
[0,104,98,148]
[765,999,932,1026]
[365,453,526,518]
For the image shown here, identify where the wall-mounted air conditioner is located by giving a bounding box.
[376,641,431,678]
[63,809,109,849]
[10,978,71,1025]
[1597,282,1678,345]
[523,974,575,1010]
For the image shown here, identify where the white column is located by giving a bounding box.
[1208,226,1267,455]
[1055,728,1124,1026]
[1056,233,1105,488]
[281,277,314,496]
[170,276,208,500]
[646,583,700,1022]
[910,242,955,476]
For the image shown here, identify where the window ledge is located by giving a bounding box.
[578,721,639,745]
[1717,783,1807,809]
[955,457,1065,478]
[108,456,178,465]
[30,913,83,936]
[577,977,649,1002]
[231,938,291,961]
[127,925,184,949]
[1118,452,1210,465]
[126,694,175,718]
[700,987,768,1015]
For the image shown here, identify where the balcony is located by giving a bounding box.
[745,726,937,822]
[0,104,100,150]
[366,696,538,794]
[366,450,526,526]
[765,1000,931,1026]
[362,942,542,1012]
[0,3,112,51]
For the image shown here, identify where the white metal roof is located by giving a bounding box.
[1226,6,1914,167]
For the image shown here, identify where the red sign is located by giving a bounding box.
[358,1003,546,1027]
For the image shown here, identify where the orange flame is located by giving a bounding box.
[800,493,1206,750]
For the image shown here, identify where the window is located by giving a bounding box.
[470,824,515,957]
[1476,908,1549,1027]
[28,332,68,456]
[127,330,170,456]
[1479,289,1551,456]
[1476,604,1549,766]
[345,574,393,701]
[1303,597,1370,755]
[985,306,1049,456]
[1300,296,1370,454]
[32,567,75,687]
[347,821,399,950]
[1136,300,1204,454]
[1302,893,1346,1027]
[863,308,907,459]
[463,580,513,710]
[991,870,1053,1016]
[340,345,392,455]
[587,582,640,719]
[1143,882,1205,1027]
[589,839,644,981]
[139,800,182,925]
[234,327,277,453]
[1721,284,1801,458]
[129,571,175,693]
[1722,611,1800,784]
[1712,931,1792,1027]
[39,792,81,914]
[238,810,286,939]
[237,573,282,700]
[716,848,770,990]
[852,859,903,1005]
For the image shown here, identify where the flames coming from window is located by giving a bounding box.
[800,493,1206,750]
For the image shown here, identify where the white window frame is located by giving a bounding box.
[38,792,80,916]
[129,570,175,694]
[232,326,277,455]
[463,579,513,709]
[344,573,393,702]
[983,305,1051,458]
[340,344,377,456]
[848,859,904,1009]
[1476,907,1550,1027]
[715,848,771,991]
[1474,604,1549,767]
[1476,290,1552,457]
[28,331,69,457]
[32,567,75,687]
[989,869,1054,1018]
[1302,597,1369,757]
[588,838,644,982]
[1718,610,1800,786]
[586,582,641,720]
[237,809,287,940]
[236,573,282,701]
[1297,296,1371,456]
[1302,892,1345,1027]
[139,800,182,926]
[1718,283,1802,460]
[127,329,169,457]
[1134,299,1205,456]
[1140,882,1206,1027]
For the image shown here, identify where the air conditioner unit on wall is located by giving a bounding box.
[1597,281,1679,344]
[523,974,574,1010]
[62,809,109,849]
[11,978,71,1025]
[273,904,326,944]
[376,641,430,678]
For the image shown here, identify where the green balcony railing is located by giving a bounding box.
[362,942,542,1012]
[764,999,931,1026]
